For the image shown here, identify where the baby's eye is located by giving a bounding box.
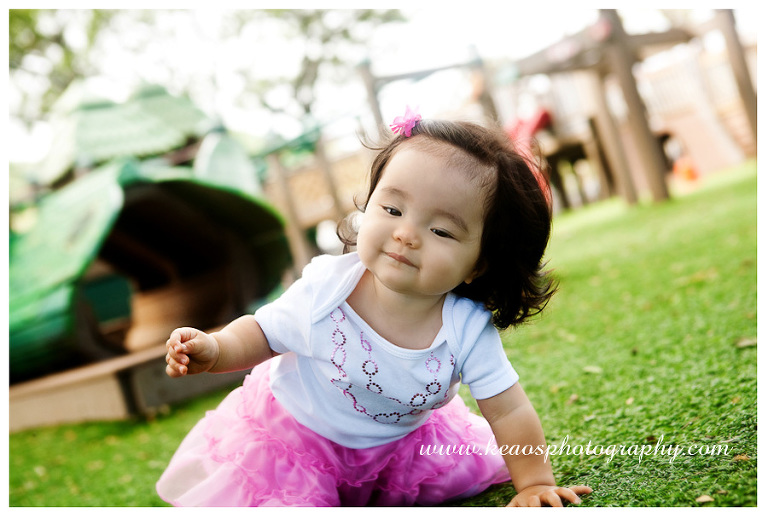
[431,228,454,239]
[383,206,402,216]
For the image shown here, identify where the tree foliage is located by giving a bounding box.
[9,9,118,123]
[9,9,405,128]
[256,9,404,116]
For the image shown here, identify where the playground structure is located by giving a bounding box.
[495,9,756,208]
[9,85,292,431]
[261,9,756,271]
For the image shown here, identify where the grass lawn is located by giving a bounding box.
[9,161,757,507]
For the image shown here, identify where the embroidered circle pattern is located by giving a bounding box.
[329,308,349,385]
[328,306,452,424]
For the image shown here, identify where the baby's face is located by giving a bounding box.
[357,144,487,299]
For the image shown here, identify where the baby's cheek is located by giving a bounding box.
[355,226,374,264]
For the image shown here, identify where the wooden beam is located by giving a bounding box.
[373,58,482,87]
[515,48,606,76]
[626,28,692,50]
[9,328,252,432]
[359,54,499,128]
[9,344,168,398]
[513,25,692,77]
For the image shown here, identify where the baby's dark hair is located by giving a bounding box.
[339,119,556,329]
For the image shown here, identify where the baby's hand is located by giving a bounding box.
[508,485,592,507]
[165,327,220,378]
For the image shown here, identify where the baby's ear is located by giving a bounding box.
[464,260,487,285]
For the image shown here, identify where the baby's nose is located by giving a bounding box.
[393,222,420,247]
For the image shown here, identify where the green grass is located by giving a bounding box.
[9,161,757,507]
[460,161,758,507]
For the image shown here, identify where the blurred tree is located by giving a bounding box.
[9,9,120,125]
[10,9,404,134]
[234,9,404,120]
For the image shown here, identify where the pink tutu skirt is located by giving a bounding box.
[156,360,510,506]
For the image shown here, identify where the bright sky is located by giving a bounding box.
[7,6,759,164]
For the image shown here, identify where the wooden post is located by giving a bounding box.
[583,118,613,201]
[602,9,670,202]
[589,70,638,204]
[358,60,386,136]
[267,154,313,276]
[312,134,346,221]
[469,48,500,123]
[715,9,757,153]
[547,156,571,210]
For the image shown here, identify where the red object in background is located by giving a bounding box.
[506,109,553,205]
[506,108,552,142]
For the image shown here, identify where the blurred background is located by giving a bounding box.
[7,8,757,431]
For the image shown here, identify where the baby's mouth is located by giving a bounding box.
[386,252,415,267]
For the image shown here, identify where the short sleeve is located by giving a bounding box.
[459,323,519,400]
[254,253,366,356]
[448,297,519,400]
[253,266,316,356]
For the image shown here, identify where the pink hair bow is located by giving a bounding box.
[390,106,422,137]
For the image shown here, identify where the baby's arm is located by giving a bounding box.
[476,384,592,507]
[165,315,275,377]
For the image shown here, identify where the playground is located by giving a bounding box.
[9,9,757,508]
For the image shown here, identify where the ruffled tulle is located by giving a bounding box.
[157,360,510,506]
